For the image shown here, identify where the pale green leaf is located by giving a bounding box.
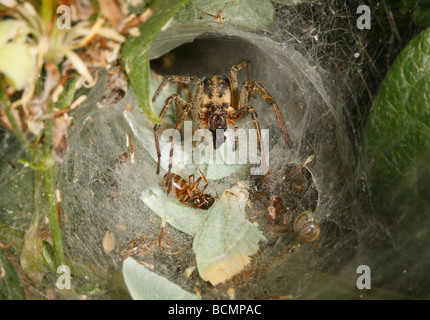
[122,257,200,300]
[140,187,206,236]
[0,42,35,90]
[0,19,30,45]
[193,186,266,285]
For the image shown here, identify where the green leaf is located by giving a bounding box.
[400,0,430,27]
[122,0,190,124]
[0,249,27,300]
[19,216,50,286]
[42,240,55,272]
[122,257,200,300]
[56,77,79,110]
[141,185,266,287]
[0,42,35,90]
[362,26,430,211]
[173,0,275,30]
[141,187,206,236]
[193,186,266,286]
[0,19,29,46]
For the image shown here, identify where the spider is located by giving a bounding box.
[152,60,294,176]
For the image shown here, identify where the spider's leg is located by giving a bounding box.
[153,78,169,102]
[239,80,294,148]
[176,83,198,121]
[175,84,183,121]
[228,119,239,151]
[243,105,271,198]
[243,105,268,175]
[178,83,193,102]
[167,102,196,175]
[153,94,187,174]
[197,120,208,145]
[229,60,251,109]
[153,76,203,105]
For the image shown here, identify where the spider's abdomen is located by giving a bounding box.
[201,76,231,111]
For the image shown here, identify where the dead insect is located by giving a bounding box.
[152,60,294,176]
[116,152,128,164]
[120,235,154,259]
[200,2,228,24]
[163,169,217,210]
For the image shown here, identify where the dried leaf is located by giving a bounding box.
[63,49,95,86]
[103,230,116,253]
[99,0,126,29]
[52,115,72,162]
[67,0,94,21]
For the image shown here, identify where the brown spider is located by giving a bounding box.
[152,60,294,176]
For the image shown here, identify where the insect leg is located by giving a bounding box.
[198,168,209,194]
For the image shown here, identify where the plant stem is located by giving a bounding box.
[33,170,44,219]
[41,0,55,27]
[43,103,54,157]
[44,165,65,267]
[41,98,65,268]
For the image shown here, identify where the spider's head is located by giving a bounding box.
[208,111,228,149]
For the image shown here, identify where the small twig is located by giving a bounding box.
[55,189,68,227]
[119,8,153,32]
[283,155,315,181]
[158,217,185,255]
[126,132,135,163]
[383,0,401,42]
[358,70,374,104]
[0,239,13,249]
